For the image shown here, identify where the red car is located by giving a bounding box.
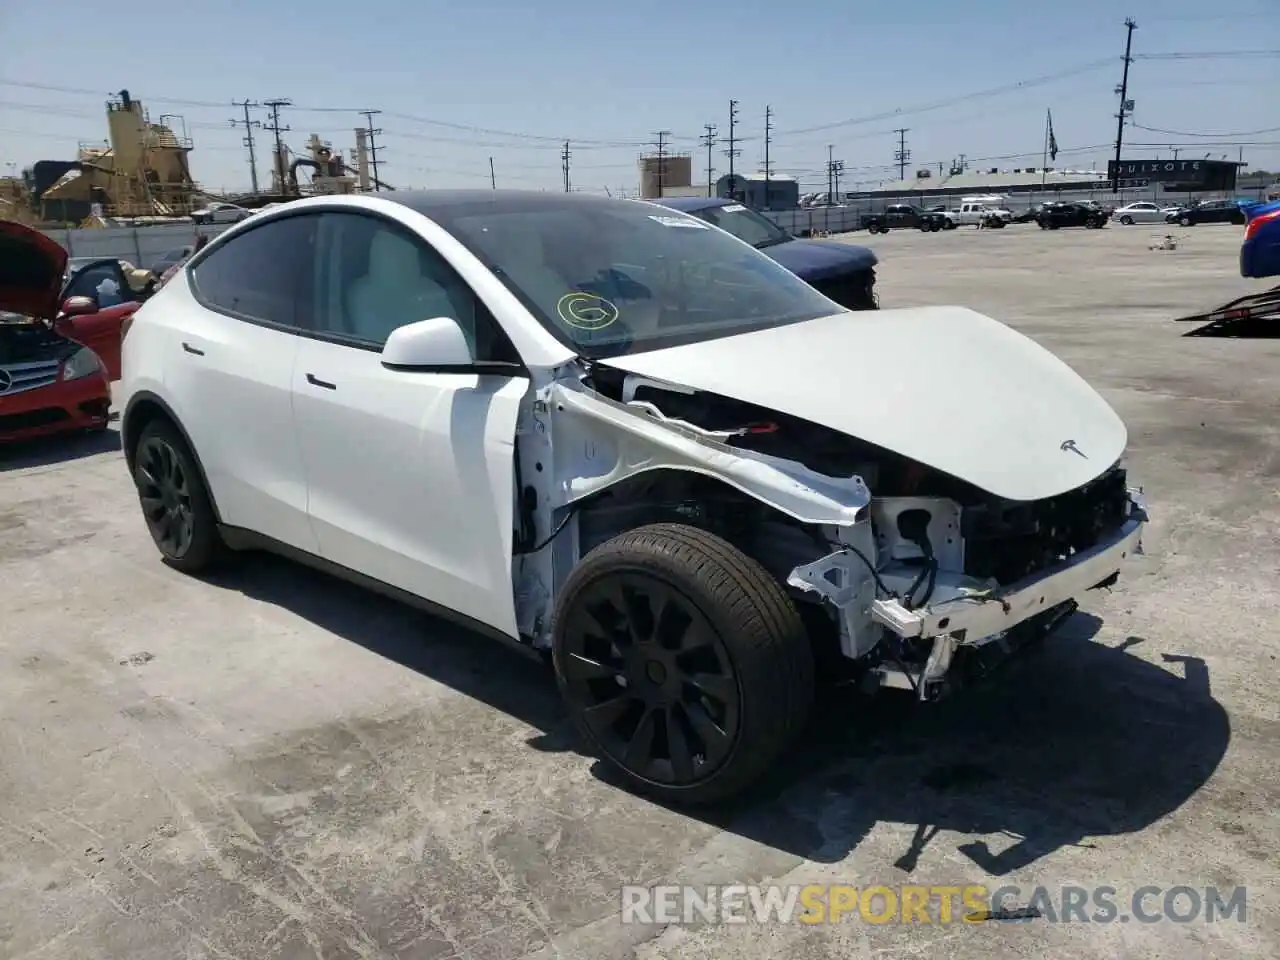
[0,222,134,443]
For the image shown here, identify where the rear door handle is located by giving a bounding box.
[305,373,337,390]
[181,342,205,356]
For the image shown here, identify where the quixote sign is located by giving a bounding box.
[1106,159,1238,189]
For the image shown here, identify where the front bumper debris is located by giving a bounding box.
[871,503,1146,643]
[788,489,1148,691]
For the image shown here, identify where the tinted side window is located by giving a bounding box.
[311,211,516,361]
[189,215,316,327]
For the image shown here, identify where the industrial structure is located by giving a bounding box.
[637,153,697,199]
[1,89,390,226]
[29,90,198,223]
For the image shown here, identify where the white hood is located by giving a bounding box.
[602,306,1127,502]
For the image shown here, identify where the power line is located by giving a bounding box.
[700,123,717,197]
[774,59,1117,136]
[262,99,292,193]
[1112,18,1137,194]
[360,109,383,192]
[561,140,571,192]
[893,128,911,179]
[1131,122,1280,138]
[229,99,262,195]
[1135,50,1280,60]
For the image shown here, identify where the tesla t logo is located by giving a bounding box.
[0,369,11,394]
[1060,439,1088,459]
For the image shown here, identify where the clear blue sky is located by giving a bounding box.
[1,0,1277,194]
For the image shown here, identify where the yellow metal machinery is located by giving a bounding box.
[39,90,198,220]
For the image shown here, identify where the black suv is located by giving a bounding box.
[1166,199,1246,226]
[1036,202,1108,230]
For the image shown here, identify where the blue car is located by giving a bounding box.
[652,197,878,310]
[1241,200,1280,279]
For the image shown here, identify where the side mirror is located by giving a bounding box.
[381,316,472,369]
[60,295,98,317]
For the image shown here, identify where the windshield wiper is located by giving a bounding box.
[754,236,789,249]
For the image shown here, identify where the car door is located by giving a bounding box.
[57,259,137,379]
[172,212,320,552]
[291,210,528,637]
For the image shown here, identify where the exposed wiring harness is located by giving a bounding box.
[514,503,580,555]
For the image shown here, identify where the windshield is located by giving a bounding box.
[686,203,791,249]
[440,196,841,358]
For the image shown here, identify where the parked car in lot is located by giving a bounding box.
[0,223,115,442]
[1165,199,1247,227]
[1241,200,1280,278]
[946,202,1008,228]
[190,202,252,225]
[653,197,877,310]
[119,190,1148,805]
[860,204,951,234]
[149,245,195,277]
[1037,202,1109,229]
[1112,201,1181,225]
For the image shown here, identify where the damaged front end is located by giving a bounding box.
[790,475,1146,700]
[520,363,1148,702]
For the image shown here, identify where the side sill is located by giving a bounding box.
[217,525,544,663]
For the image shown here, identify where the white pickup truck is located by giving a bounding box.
[946,201,1013,228]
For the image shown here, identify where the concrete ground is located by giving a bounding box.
[2,221,1277,959]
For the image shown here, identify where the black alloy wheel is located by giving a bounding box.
[136,433,194,558]
[553,524,814,805]
[133,420,225,572]
[558,571,740,786]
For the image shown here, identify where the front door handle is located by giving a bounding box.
[305,373,337,390]
[181,341,205,356]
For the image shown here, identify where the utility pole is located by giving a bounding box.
[893,127,911,180]
[700,123,717,196]
[489,156,496,189]
[653,130,671,198]
[1111,17,1137,194]
[360,109,384,192]
[763,105,773,208]
[262,99,292,193]
[826,146,844,204]
[724,99,741,196]
[561,140,571,192]
[230,99,262,195]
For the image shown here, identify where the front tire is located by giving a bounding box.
[133,420,226,573]
[1180,216,1192,227]
[552,523,815,806]
[1120,215,1134,225]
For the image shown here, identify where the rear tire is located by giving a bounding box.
[552,523,815,806]
[132,420,226,574]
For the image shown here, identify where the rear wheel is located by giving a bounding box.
[552,523,815,806]
[132,420,226,573]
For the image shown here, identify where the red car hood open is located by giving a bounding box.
[0,221,69,321]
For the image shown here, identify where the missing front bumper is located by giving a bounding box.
[870,507,1145,643]
[788,490,1148,696]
